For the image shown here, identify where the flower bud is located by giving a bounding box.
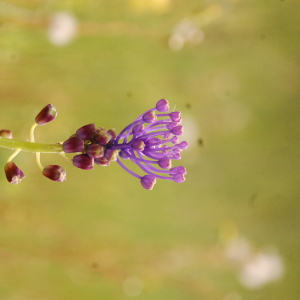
[104,149,118,161]
[86,143,104,159]
[73,154,94,170]
[119,150,130,160]
[94,156,110,166]
[107,128,117,141]
[4,161,26,184]
[173,173,186,183]
[94,128,112,145]
[131,139,145,151]
[42,165,66,182]
[170,111,181,122]
[35,104,57,125]
[76,123,96,140]
[0,129,13,139]
[140,175,156,190]
[62,136,84,153]
[142,111,157,123]
[156,99,169,112]
[158,157,172,169]
[170,125,183,136]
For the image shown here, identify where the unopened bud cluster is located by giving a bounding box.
[62,124,118,170]
[1,99,189,190]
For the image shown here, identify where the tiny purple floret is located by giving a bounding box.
[140,175,156,190]
[156,99,169,112]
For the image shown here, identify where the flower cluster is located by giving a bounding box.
[0,99,188,189]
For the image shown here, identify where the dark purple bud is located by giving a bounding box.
[94,156,110,166]
[170,125,183,136]
[158,157,172,169]
[94,128,112,145]
[104,149,118,161]
[35,104,57,125]
[107,128,117,141]
[142,111,157,123]
[4,161,26,184]
[42,165,66,182]
[156,99,169,112]
[73,154,94,170]
[140,175,156,190]
[76,124,96,140]
[170,111,181,122]
[63,136,84,153]
[0,129,13,139]
[131,139,145,151]
[86,144,104,159]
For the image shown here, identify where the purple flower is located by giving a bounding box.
[107,99,188,189]
[4,161,26,184]
[60,99,188,189]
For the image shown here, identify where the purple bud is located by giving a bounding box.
[156,99,169,112]
[140,175,156,190]
[107,128,117,141]
[177,141,189,149]
[94,156,110,166]
[4,161,26,184]
[132,124,145,135]
[94,128,112,145]
[171,136,179,144]
[170,125,183,136]
[73,154,94,170]
[170,111,181,122]
[142,111,157,123]
[76,123,96,140]
[42,165,66,182]
[63,136,84,153]
[35,104,57,125]
[158,157,172,169]
[104,149,118,161]
[119,150,130,160]
[170,166,187,175]
[131,140,145,151]
[86,143,104,159]
[0,129,13,139]
[173,173,186,183]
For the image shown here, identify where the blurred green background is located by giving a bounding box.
[0,0,299,299]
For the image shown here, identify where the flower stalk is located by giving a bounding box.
[0,137,63,153]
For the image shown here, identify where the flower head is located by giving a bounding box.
[60,99,188,189]
[109,99,188,189]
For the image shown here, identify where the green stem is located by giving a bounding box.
[0,137,63,153]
